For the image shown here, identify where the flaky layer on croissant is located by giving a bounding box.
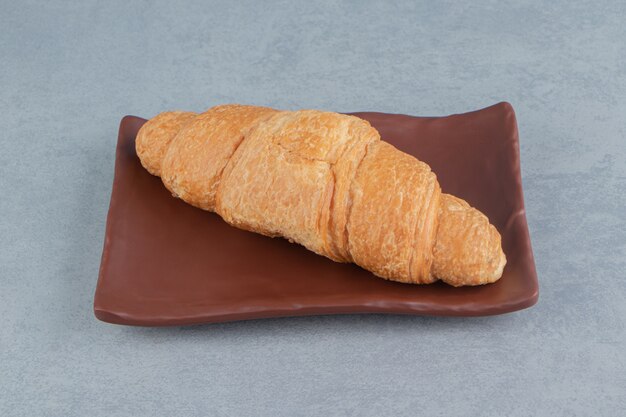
[136,105,506,286]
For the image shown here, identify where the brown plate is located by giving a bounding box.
[94,102,538,326]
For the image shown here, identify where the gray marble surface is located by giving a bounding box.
[1,1,625,416]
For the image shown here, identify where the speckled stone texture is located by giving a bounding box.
[1,1,625,416]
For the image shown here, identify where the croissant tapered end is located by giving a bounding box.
[432,194,507,287]
[135,111,197,176]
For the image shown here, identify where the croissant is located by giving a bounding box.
[136,104,506,286]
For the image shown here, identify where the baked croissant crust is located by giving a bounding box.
[136,104,506,286]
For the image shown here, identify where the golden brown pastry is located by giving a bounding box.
[136,104,506,286]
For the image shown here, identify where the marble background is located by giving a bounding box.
[1,1,624,415]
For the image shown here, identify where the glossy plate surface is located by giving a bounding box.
[94,103,538,326]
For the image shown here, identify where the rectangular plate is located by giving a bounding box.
[94,103,538,326]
